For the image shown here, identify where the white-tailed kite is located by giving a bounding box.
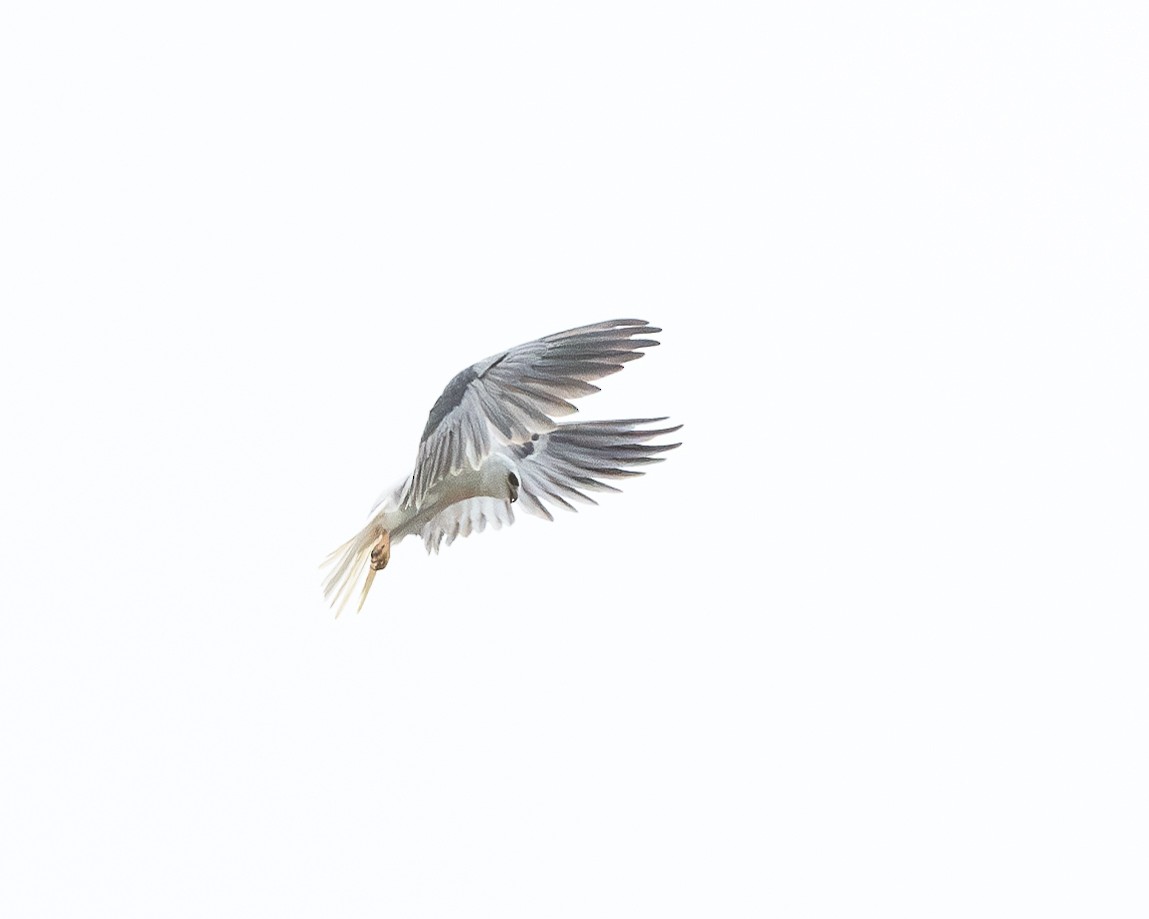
[322,319,681,614]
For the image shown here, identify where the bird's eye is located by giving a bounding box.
[508,472,519,488]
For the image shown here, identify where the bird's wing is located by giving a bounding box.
[507,418,682,521]
[414,418,681,553]
[402,319,661,509]
[419,496,515,554]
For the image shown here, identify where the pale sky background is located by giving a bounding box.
[1,2,1147,917]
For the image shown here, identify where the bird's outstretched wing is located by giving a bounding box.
[415,418,681,552]
[402,319,661,509]
[507,418,682,521]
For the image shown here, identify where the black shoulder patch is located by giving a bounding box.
[422,367,478,439]
[513,440,535,459]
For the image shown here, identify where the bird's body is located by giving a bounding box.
[322,319,680,613]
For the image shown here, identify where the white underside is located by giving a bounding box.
[383,451,516,544]
[322,452,517,614]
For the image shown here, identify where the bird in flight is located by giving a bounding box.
[322,319,681,614]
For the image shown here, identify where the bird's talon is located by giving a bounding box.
[369,530,391,570]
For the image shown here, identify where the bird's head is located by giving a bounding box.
[483,454,521,504]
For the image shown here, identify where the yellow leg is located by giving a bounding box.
[357,529,391,613]
[369,529,391,571]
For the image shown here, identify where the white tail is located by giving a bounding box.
[321,518,385,616]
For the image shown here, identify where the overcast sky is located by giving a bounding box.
[2,2,1146,917]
